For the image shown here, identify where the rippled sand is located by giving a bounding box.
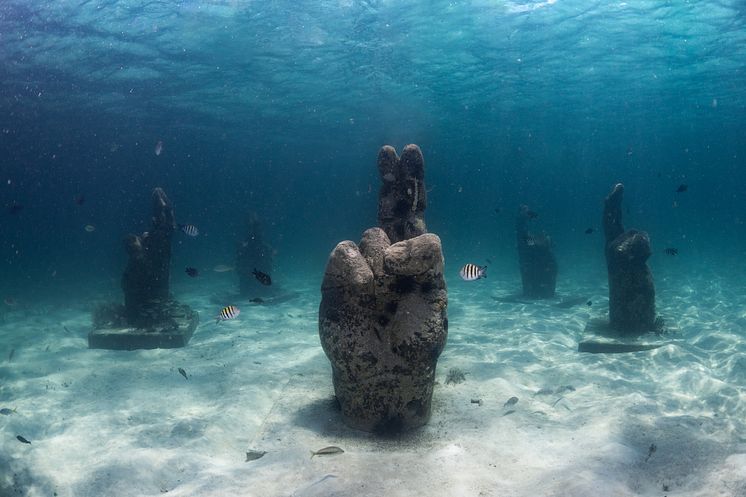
[1,267,744,497]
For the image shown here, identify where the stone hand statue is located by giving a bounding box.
[121,187,174,326]
[319,144,447,433]
[319,228,447,432]
[603,183,657,333]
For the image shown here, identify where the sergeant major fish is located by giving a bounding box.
[216,305,240,324]
[459,263,487,281]
[178,224,199,237]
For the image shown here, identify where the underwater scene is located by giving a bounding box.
[2,1,746,496]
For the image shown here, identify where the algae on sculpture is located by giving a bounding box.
[319,144,448,433]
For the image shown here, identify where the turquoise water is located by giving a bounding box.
[2,2,746,496]
[2,1,745,291]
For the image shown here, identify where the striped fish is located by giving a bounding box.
[459,263,487,281]
[178,224,199,237]
[216,305,240,324]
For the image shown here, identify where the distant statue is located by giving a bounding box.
[89,187,198,350]
[319,144,448,433]
[121,188,175,326]
[516,205,557,299]
[602,183,658,334]
[236,212,274,297]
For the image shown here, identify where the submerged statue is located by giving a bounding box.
[602,183,658,334]
[516,205,557,298]
[121,187,174,326]
[319,144,448,433]
[89,187,198,350]
[236,212,274,297]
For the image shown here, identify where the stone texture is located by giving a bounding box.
[319,144,447,433]
[603,183,657,333]
[377,144,427,244]
[516,205,557,298]
[236,212,274,297]
[319,229,447,433]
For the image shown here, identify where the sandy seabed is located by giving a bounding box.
[1,268,745,497]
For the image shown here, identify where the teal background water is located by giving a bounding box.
[1,0,745,300]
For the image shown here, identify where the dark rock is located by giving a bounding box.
[516,204,557,298]
[602,183,658,334]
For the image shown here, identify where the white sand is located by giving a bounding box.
[1,268,745,497]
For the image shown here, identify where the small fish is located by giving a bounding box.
[645,443,657,462]
[216,305,240,324]
[586,300,592,306]
[185,267,199,277]
[84,224,96,232]
[470,399,483,406]
[555,385,576,394]
[584,228,595,234]
[249,297,264,304]
[503,396,519,408]
[245,450,267,462]
[178,224,199,237]
[8,348,15,361]
[252,269,272,286]
[310,446,344,458]
[154,140,164,156]
[664,248,678,256]
[0,408,16,415]
[74,194,85,205]
[213,264,234,273]
[502,410,516,416]
[16,435,31,444]
[533,387,554,396]
[178,367,188,380]
[459,263,487,281]
[494,207,501,215]
[7,202,23,215]
[675,184,688,193]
